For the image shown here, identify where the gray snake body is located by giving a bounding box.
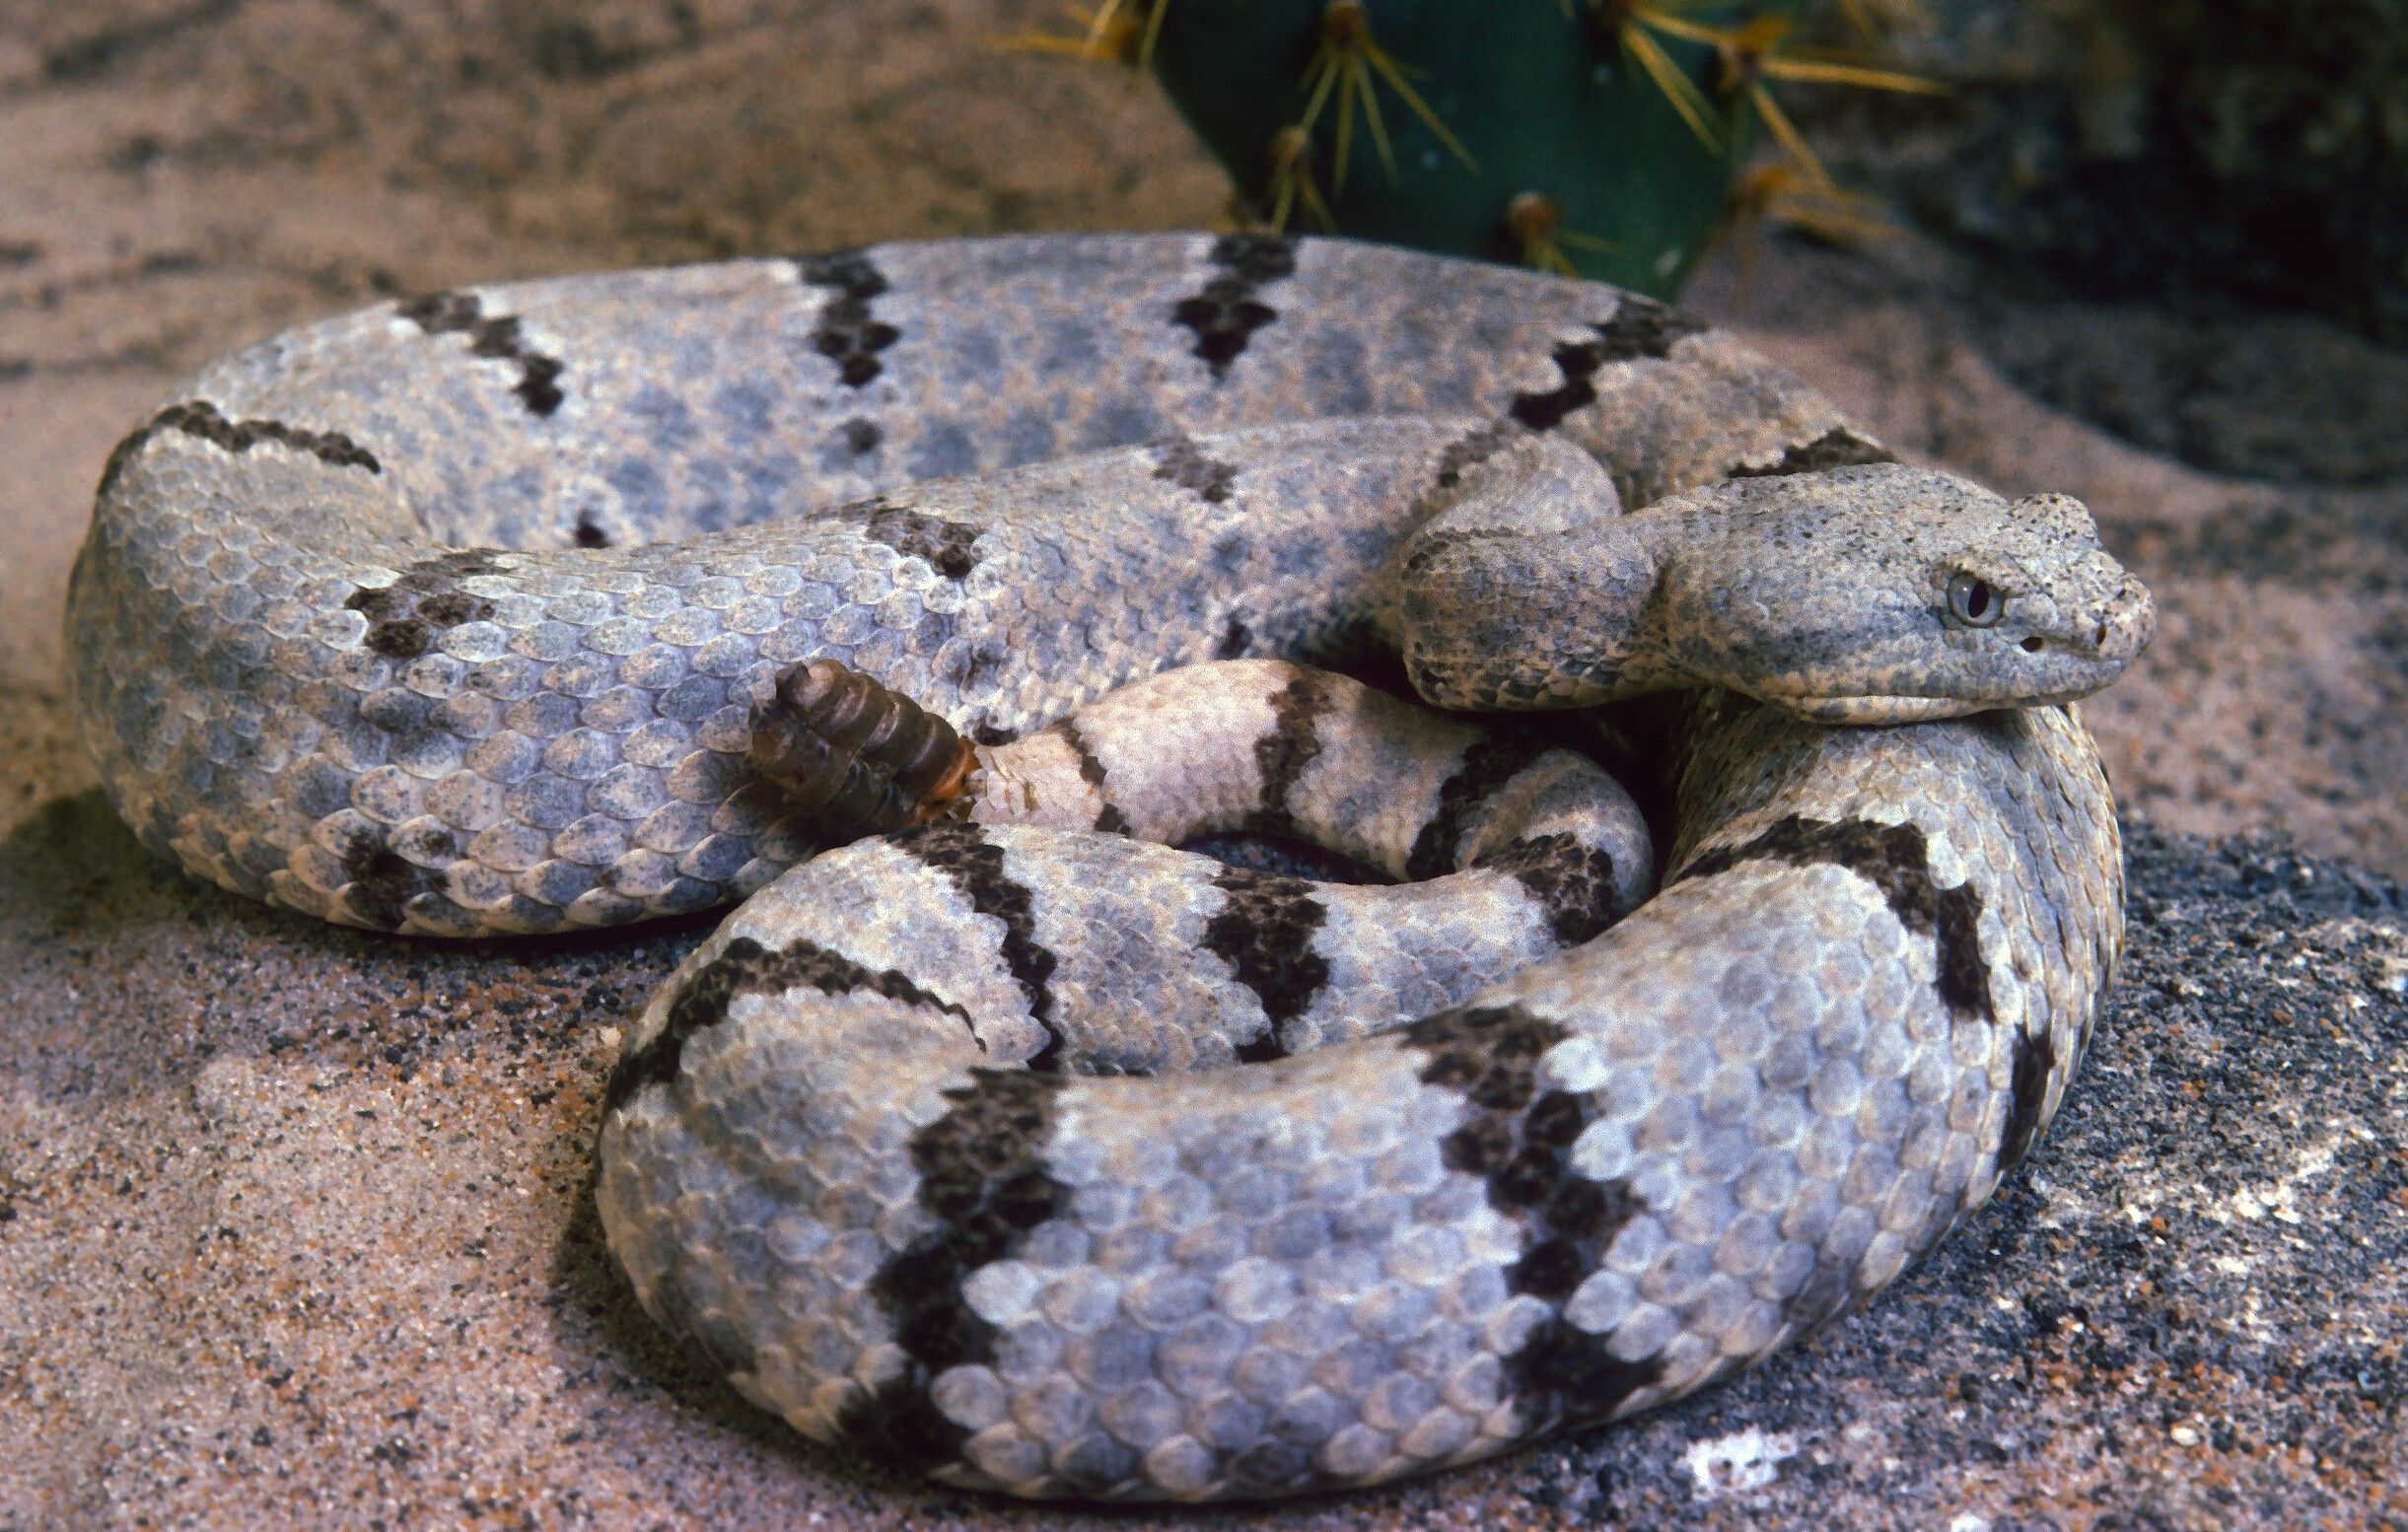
[65,234,2151,1499]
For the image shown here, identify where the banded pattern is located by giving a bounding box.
[65,234,2145,1500]
[597,696,2121,1499]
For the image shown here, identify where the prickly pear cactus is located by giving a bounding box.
[1145,0,1780,298]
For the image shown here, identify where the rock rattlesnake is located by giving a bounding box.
[65,234,2153,1499]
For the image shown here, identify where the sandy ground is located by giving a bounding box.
[1,3,2402,1529]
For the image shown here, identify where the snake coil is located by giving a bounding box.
[66,234,2143,1501]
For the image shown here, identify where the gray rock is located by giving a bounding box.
[2,771,2399,1528]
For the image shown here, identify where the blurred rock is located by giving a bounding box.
[1801,0,2407,346]
[1791,0,2408,483]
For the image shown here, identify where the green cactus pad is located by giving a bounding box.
[1149,0,1775,297]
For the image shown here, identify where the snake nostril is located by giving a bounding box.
[2021,636,2044,653]
[2094,621,2107,648]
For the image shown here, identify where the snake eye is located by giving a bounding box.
[1948,572,2005,628]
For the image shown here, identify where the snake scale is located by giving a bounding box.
[66,234,2154,1500]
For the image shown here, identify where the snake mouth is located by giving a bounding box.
[1767,680,2116,726]
[1772,693,1982,726]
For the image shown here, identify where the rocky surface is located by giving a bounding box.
[1796,0,2408,348]
[2,2,2403,1528]
[4,797,2400,1530]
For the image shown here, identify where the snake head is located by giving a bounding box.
[1648,463,2156,725]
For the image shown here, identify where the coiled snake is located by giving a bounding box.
[65,235,2153,1500]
